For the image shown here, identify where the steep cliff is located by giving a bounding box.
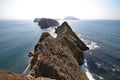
[29,22,89,80]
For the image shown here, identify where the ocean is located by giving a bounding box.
[0,20,41,73]
[0,20,120,80]
[67,20,120,80]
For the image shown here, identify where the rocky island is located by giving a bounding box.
[34,18,41,23]
[64,16,79,20]
[34,18,59,29]
[0,22,89,80]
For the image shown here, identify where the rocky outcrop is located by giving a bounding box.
[29,22,89,80]
[34,18,59,29]
[55,22,89,65]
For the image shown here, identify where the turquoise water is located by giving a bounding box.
[0,20,120,80]
[0,20,41,73]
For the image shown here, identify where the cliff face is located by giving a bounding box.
[29,22,89,80]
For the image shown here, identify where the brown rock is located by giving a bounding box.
[29,22,89,80]
[0,70,29,80]
[0,70,55,80]
[28,52,34,57]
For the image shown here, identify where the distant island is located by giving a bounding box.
[64,16,79,20]
[33,18,41,23]
[34,18,59,29]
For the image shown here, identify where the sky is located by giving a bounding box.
[0,0,120,19]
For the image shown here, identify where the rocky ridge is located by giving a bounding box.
[29,22,89,80]
[0,22,89,80]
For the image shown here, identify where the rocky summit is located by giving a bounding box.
[0,22,89,80]
[29,22,89,80]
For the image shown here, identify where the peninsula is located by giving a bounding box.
[0,22,89,80]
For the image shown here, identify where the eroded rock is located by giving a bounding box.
[29,22,89,80]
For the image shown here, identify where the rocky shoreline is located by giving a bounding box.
[0,22,89,80]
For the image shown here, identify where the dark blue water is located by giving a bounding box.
[0,20,120,80]
[0,20,41,73]
[67,20,120,80]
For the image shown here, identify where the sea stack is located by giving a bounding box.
[29,22,89,80]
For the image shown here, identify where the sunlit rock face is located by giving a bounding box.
[29,22,89,80]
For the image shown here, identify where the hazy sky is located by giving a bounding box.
[0,0,120,19]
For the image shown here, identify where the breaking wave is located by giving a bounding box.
[78,34,100,50]
[81,59,96,80]
[41,27,57,38]
[78,34,100,80]
[23,64,30,74]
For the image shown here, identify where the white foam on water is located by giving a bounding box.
[86,70,96,80]
[98,76,104,80]
[81,59,96,80]
[95,63,101,68]
[82,39,100,50]
[23,64,30,74]
[87,41,100,50]
[78,34,99,79]
[78,34,100,50]
[41,27,57,38]
[23,57,32,74]
[94,74,104,80]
